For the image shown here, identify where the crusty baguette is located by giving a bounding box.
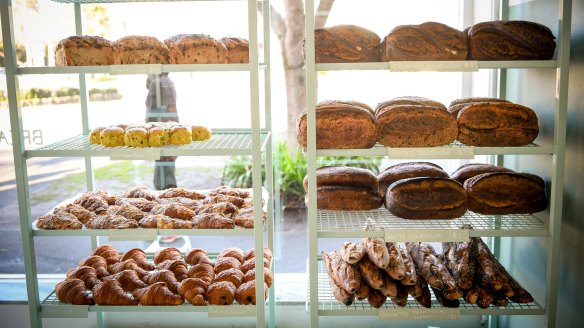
[432,287,460,308]
[364,237,390,269]
[414,280,432,308]
[385,242,406,280]
[329,278,354,306]
[322,251,362,294]
[367,288,387,309]
[357,256,384,290]
[400,247,418,286]
[390,282,409,307]
[379,272,398,298]
[340,241,366,264]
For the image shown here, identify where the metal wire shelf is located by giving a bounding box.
[52,0,245,4]
[311,259,544,317]
[315,142,554,158]
[25,130,270,158]
[315,60,559,72]
[316,208,547,239]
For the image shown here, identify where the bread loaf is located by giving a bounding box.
[100,127,125,147]
[113,36,169,64]
[375,97,457,147]
[450,163,514,184]
[464,172,547,214]
[303,166,379,192]
[467,20,556,60]
[314,25,380,63]
[385,177,467,220]
[55,36,114,66]
[378,162,449,199]
[447,97,511,117]
[165,34,228,64]
[297,100,377,149]
[220,37,249,63]
[310,186,382,211]
[457,102,539,146]
[380,22,468,61]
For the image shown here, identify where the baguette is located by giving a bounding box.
[322,251,362,294]
[385,242,406,280]
[364,237,390,269]
[339,241,366,265]
[329,278,354,306]
[432,287,460,308]
[414,280,432,308]
[379,272,398,298]
[400,247,418,286]
[390,282,409,307]
[367,288,387,309]
[443,240,477,290]
[357,256,384,290]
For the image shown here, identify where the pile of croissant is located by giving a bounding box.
[55,244,273,306]
[324,237,533,309]
[36,185,266,230]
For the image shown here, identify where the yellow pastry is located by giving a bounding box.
[100,126,125,147]
[169,125,192,145]
[89,127,106,144]
[191,126,212,141]
[124,127,148,148]
[148,126,170,147]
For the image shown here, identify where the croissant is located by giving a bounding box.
[132,282,184,306]
[54,204,96,225]
[92,244,121,266]
[159,187,205,200]
[157,260,189,281]
[156,216,194,229]
[122,186,157,201]
[203,194,245,207]
[107,204,145,221]
[121,248,155,271]
[66,266,100,289]
[108,259,149,278]
[154,247,182,265]
[103,269,147,292]
[196,202,238,216]
[185,248,209,266]
[235,281,268,305]
[244,247,273,263]
[78,255,109,279]
[92,279,138,305]
[214,268,244,288]
[35,212,82,230]
[55,278,94,305]
[243,268,273,288]
[94,190,119,205]
[206,281,236,305]
[217,247,244,263]
[150,203,195,220]
[214,257,241,274]
[141,269,180,293]
[116,197,158,212]
[240,257,270,274]
[188,263,215,286]
[192,213,235,229]
[74,193,108,214]
[86,215,139,229]
[179,278,208,306]
[156,197,200,211]
[209,185,250,198]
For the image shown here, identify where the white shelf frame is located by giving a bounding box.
[0,0,276,327]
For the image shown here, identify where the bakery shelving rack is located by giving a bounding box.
[304,0,571,327]
[0,0,276,327]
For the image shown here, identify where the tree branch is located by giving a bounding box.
[257,2,286,41]
[315,0,335,29]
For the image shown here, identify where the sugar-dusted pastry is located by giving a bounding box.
[54,203,97,225]
[85,215,140,229]
[148,126,170,147]
[192,213,235,229]
[124,127,149,148]
[159,187,205,200]
[74,192,109,214]
[169,124,192,145]
[122,186,157,201]
[36,212,82,230]
[100,126,125,147]
[106,204,145,221]
[150,203,196,220]
[116,197,158,212]
[89,127,106,144]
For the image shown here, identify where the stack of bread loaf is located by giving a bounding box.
[35,185,266,230]
[55,34,249,66]
[297,97,540,149]
[324,239,533,309]
[54,244,272,306]
[88,122,212,148]
[304,163,547,218]
[313,20,555,63]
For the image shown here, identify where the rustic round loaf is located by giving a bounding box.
[378,162,449,198]
[303,166,379,192]
[310,186,383,211]
[314,24,381,63]
[450,163,514,184]
[380,22,468,61]
[297,100,378,149]
[385,177,467,220]
[457,102,539,146]
[463,172,547,214]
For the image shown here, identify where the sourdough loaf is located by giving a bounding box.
[55,36,114,66]
[220,37,249,64]
[113,36,169,64]
[457,102,539,146]
[447,97,511,117]
[375,97,457,147]
[303,166,379,192]
[165,34,228,64]
[385,177,467,220]
[314,25,381,63]
[467,20,556,60]
[297,100,377,149]
[464,172,547,214]
[450,163,514,184]
[378,162,449,198]
[380,22,468,61]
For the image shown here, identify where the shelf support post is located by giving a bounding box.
[0,1,42,327]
